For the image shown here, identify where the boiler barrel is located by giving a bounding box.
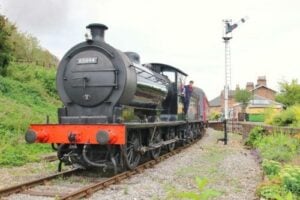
[128,64,169,109]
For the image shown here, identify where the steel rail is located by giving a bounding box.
[59,139,199,200]
[0,168,79,198]
[0,129,203,199]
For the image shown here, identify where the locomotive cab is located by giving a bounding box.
[144,63,188,121]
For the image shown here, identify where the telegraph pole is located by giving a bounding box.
[222,17,247,145]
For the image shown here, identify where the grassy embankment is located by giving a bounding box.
[0,62,60,166]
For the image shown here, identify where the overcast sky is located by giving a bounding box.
[0,0,299,100]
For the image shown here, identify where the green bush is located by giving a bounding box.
[0,15,13,76]
[244,126,264,147]
[257,164,300,199]
[256,133,299,162]
[6,63,57,97]
[264,107,278,125]
[258,184,294,200]
[209,112,221,121]
[33,67,57,97]
[257,184,291,200]
[262,159,282,177]
[271,105,300,127]
[249,126,300,199]
[276,79,300,107]
[281,166,300,195]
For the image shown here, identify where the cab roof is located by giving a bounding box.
[144,63,188,76]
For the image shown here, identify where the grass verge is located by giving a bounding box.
[0,63,60,166]
[245,126,300,199]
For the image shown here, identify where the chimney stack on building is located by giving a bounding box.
[246,82,254,91]
[256,76,267,87]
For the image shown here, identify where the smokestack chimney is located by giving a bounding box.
[124,52,141,64]
[86,23,108,42]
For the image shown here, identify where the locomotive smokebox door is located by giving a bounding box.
[63,50,117,107]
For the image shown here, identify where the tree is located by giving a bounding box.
[276,79,300,107]
[0,14,59,69]
[0,15,13,76]
[9,29,59,67]
[234,89,251,113]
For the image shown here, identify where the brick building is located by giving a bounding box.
[246,76,276,100]
[209,76,282,120]
[209,90,235,115]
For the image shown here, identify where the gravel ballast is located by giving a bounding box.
[90,128,262,200]
[1,128,262,200]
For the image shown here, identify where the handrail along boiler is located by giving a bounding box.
[25,23,209,173]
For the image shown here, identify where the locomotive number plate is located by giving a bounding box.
[77,57,98,64]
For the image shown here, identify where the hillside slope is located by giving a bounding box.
[0,14,58,76]
[0,62,60,166]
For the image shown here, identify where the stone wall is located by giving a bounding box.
[237,122,300,139]
[208,121,224,131]
[208,121,300,140]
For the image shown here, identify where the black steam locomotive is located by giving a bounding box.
[25,24,209,173]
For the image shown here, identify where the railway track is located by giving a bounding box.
[0,139,200,200]
[0,168,79,198]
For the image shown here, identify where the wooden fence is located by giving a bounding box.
[13,59,57,68]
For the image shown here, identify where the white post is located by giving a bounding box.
[223,34,231,120]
